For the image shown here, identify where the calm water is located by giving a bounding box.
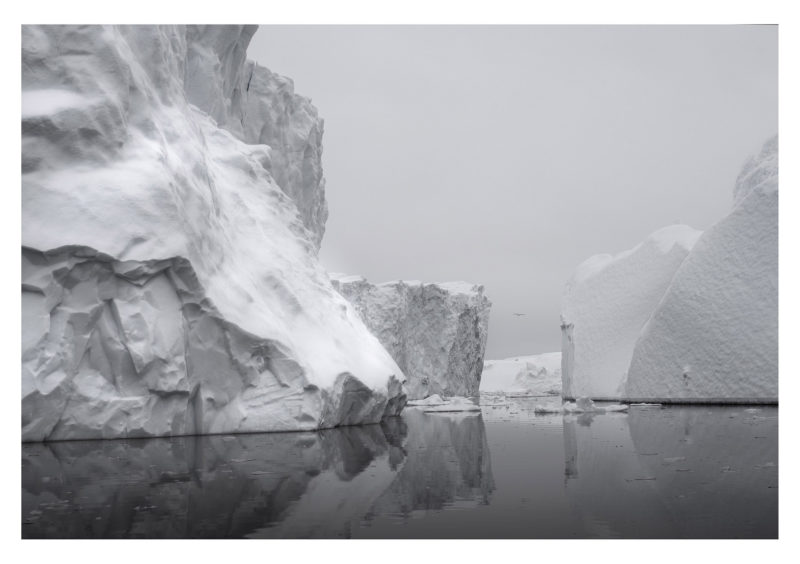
[21,398,777,538]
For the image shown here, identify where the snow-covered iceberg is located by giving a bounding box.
[21,25,405,441]
[625,137,778,403]
[330,275,491,400]
[560,225,701,400]
[480,352,561,396]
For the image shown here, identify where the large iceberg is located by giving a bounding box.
[560,225,701,400]
[330,275,491,400]
[625,137,778,403]
[21,25,405,441]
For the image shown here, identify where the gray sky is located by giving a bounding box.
[248,25,777,359]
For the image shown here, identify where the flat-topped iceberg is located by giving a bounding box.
[331,275,491,400]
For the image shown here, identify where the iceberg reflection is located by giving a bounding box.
[562,406,778,538]
[22,410,494,538]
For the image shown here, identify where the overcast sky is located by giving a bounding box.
[248,25,777,359]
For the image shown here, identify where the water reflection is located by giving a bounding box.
[367,410,494,519]
[21,402,777,538]
[22,411,494,538]
[562,406,778,538]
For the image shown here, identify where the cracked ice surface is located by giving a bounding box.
[21,25,405,440]
[331,275,491,400]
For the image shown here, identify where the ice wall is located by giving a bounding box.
[625,137,778,403]
[21,25,404,441]
[331,275,491,400]
[560,225,701,400]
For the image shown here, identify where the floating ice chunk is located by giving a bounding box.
[406,394,447,406]
[480,352,561,396]
[534,397,629,415]
[407,395,481,413]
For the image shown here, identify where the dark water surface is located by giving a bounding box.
[21,399,777,538]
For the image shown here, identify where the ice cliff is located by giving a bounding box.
[560,136,778,404]
[330,275,491,400]
[560,225,701,400]
[625,137,778,403]
[21,25,404,441]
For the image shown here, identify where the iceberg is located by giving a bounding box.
[533,397,629,415]
[625,137,778,403]
[480,352,561,396]
[560,225,701,400]
[331,275,491,400]
[406,395,482,413]
[21,25,405,441]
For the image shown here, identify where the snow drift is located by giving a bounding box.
[21,25,405,441]
[625,136,778,403]
[330,275,491,400]
[560,225,701,400]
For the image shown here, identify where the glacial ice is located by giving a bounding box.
[533,397,629,415]
[480,352,562,396]
[21,25,405,441]
[330,275,491,400]
[406,395,482,413]
[560,225,701,400]
[625,136,778,403]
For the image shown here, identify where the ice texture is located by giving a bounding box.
[21,25,404,440]
[560,225,701,400]
[625,137,778,403]
[533,397,629,415]
[330,275,491,400]
[480,353,562,396]
[406,395,482,413]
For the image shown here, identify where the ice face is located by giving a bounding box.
[625,136,778,403]
[331,275,491,400]
[560,225,701,400]
[21,25,404,440]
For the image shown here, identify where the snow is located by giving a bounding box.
[625,136,778,403]
[560,224,701,400]
[479,352,561,396]
[331,274,491,400]
[21,25,405,441]
[407,396,481,413]
[533,397,629,414]
[21,89,93,118]
[406,394,448,406]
